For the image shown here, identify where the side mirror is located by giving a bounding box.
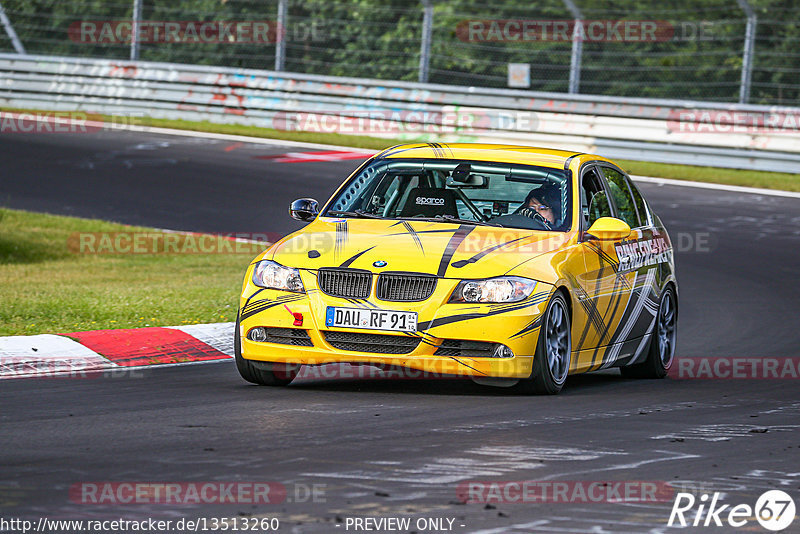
[289,198,319,221]
[586,217,631,242]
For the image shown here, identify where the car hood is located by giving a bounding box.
[267,218,574,280]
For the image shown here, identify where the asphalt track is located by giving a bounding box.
[1,130,799,533]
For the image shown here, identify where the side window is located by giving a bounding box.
[581,167,611,227]
[601,167,640,228]
[624,175,650,227]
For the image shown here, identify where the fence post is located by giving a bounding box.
[275,0,288,71]
[418,0,433,83]
[736,0,756,104]
[0,1,25,54]
[130,0,142,60]
[562,0,583,94]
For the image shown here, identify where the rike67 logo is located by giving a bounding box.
[669,490,795,531]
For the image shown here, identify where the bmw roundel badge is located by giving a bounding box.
[373,260,388,268]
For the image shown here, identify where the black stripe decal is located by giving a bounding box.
[339,246,375,268]
[510,316,543,339]
[418,313,483,331]
[586,241,623,275]
[334,220,348,259]
[343,298,379,309]
[489,292,548,312]
[418,296,543,331]
[240,295,306,321]
[389,228,463,235]
[241,293,302,313]
[378,144,429,158]
[452,236,530,268]
[590,268,626,366]
[574,266,608,351]
[241,288,265,313]
[402,221,424,253]
[437,225,474,278]
[375,144,403,158]
[575,297,604,351]
[447,356,487,376]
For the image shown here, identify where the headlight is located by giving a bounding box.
[252,260,305,293]
[449,276,536,303]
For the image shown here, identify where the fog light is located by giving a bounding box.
[248,327,268,342]
[492,344,514,358]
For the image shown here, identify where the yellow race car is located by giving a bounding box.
[235,144,677,394]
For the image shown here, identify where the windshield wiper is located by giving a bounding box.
[397,215,503,227]
[327,210,384,219]
[440,215,504,227]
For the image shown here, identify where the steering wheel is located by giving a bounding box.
[513,206,553,230]
[487,213,551,231]
[529,210,552,230]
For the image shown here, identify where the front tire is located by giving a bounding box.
[620,285,677,379]
[516,291,571,395]
[234,316,298,386]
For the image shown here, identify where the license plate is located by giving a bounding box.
[325,306,417,332]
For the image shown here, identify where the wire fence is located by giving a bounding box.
[0,0,798,106]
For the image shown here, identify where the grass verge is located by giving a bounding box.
[618,159,799,192]
[0,208,263,336]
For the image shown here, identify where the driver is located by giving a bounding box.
[518,186,558,227]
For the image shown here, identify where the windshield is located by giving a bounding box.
[324,159,573,231]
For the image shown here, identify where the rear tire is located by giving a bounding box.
[620,285,677,379]
[234,316,298,386]
[515,292,571,395]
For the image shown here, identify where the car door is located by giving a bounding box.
[571,164,637,370]
[598,166,665,364]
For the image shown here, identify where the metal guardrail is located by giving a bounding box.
[1,53,798,172]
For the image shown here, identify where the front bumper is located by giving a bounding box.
[238,271,553,379]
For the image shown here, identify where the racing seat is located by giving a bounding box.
[398,187,458,218]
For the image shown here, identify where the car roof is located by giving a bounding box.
[374,143,614,170]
